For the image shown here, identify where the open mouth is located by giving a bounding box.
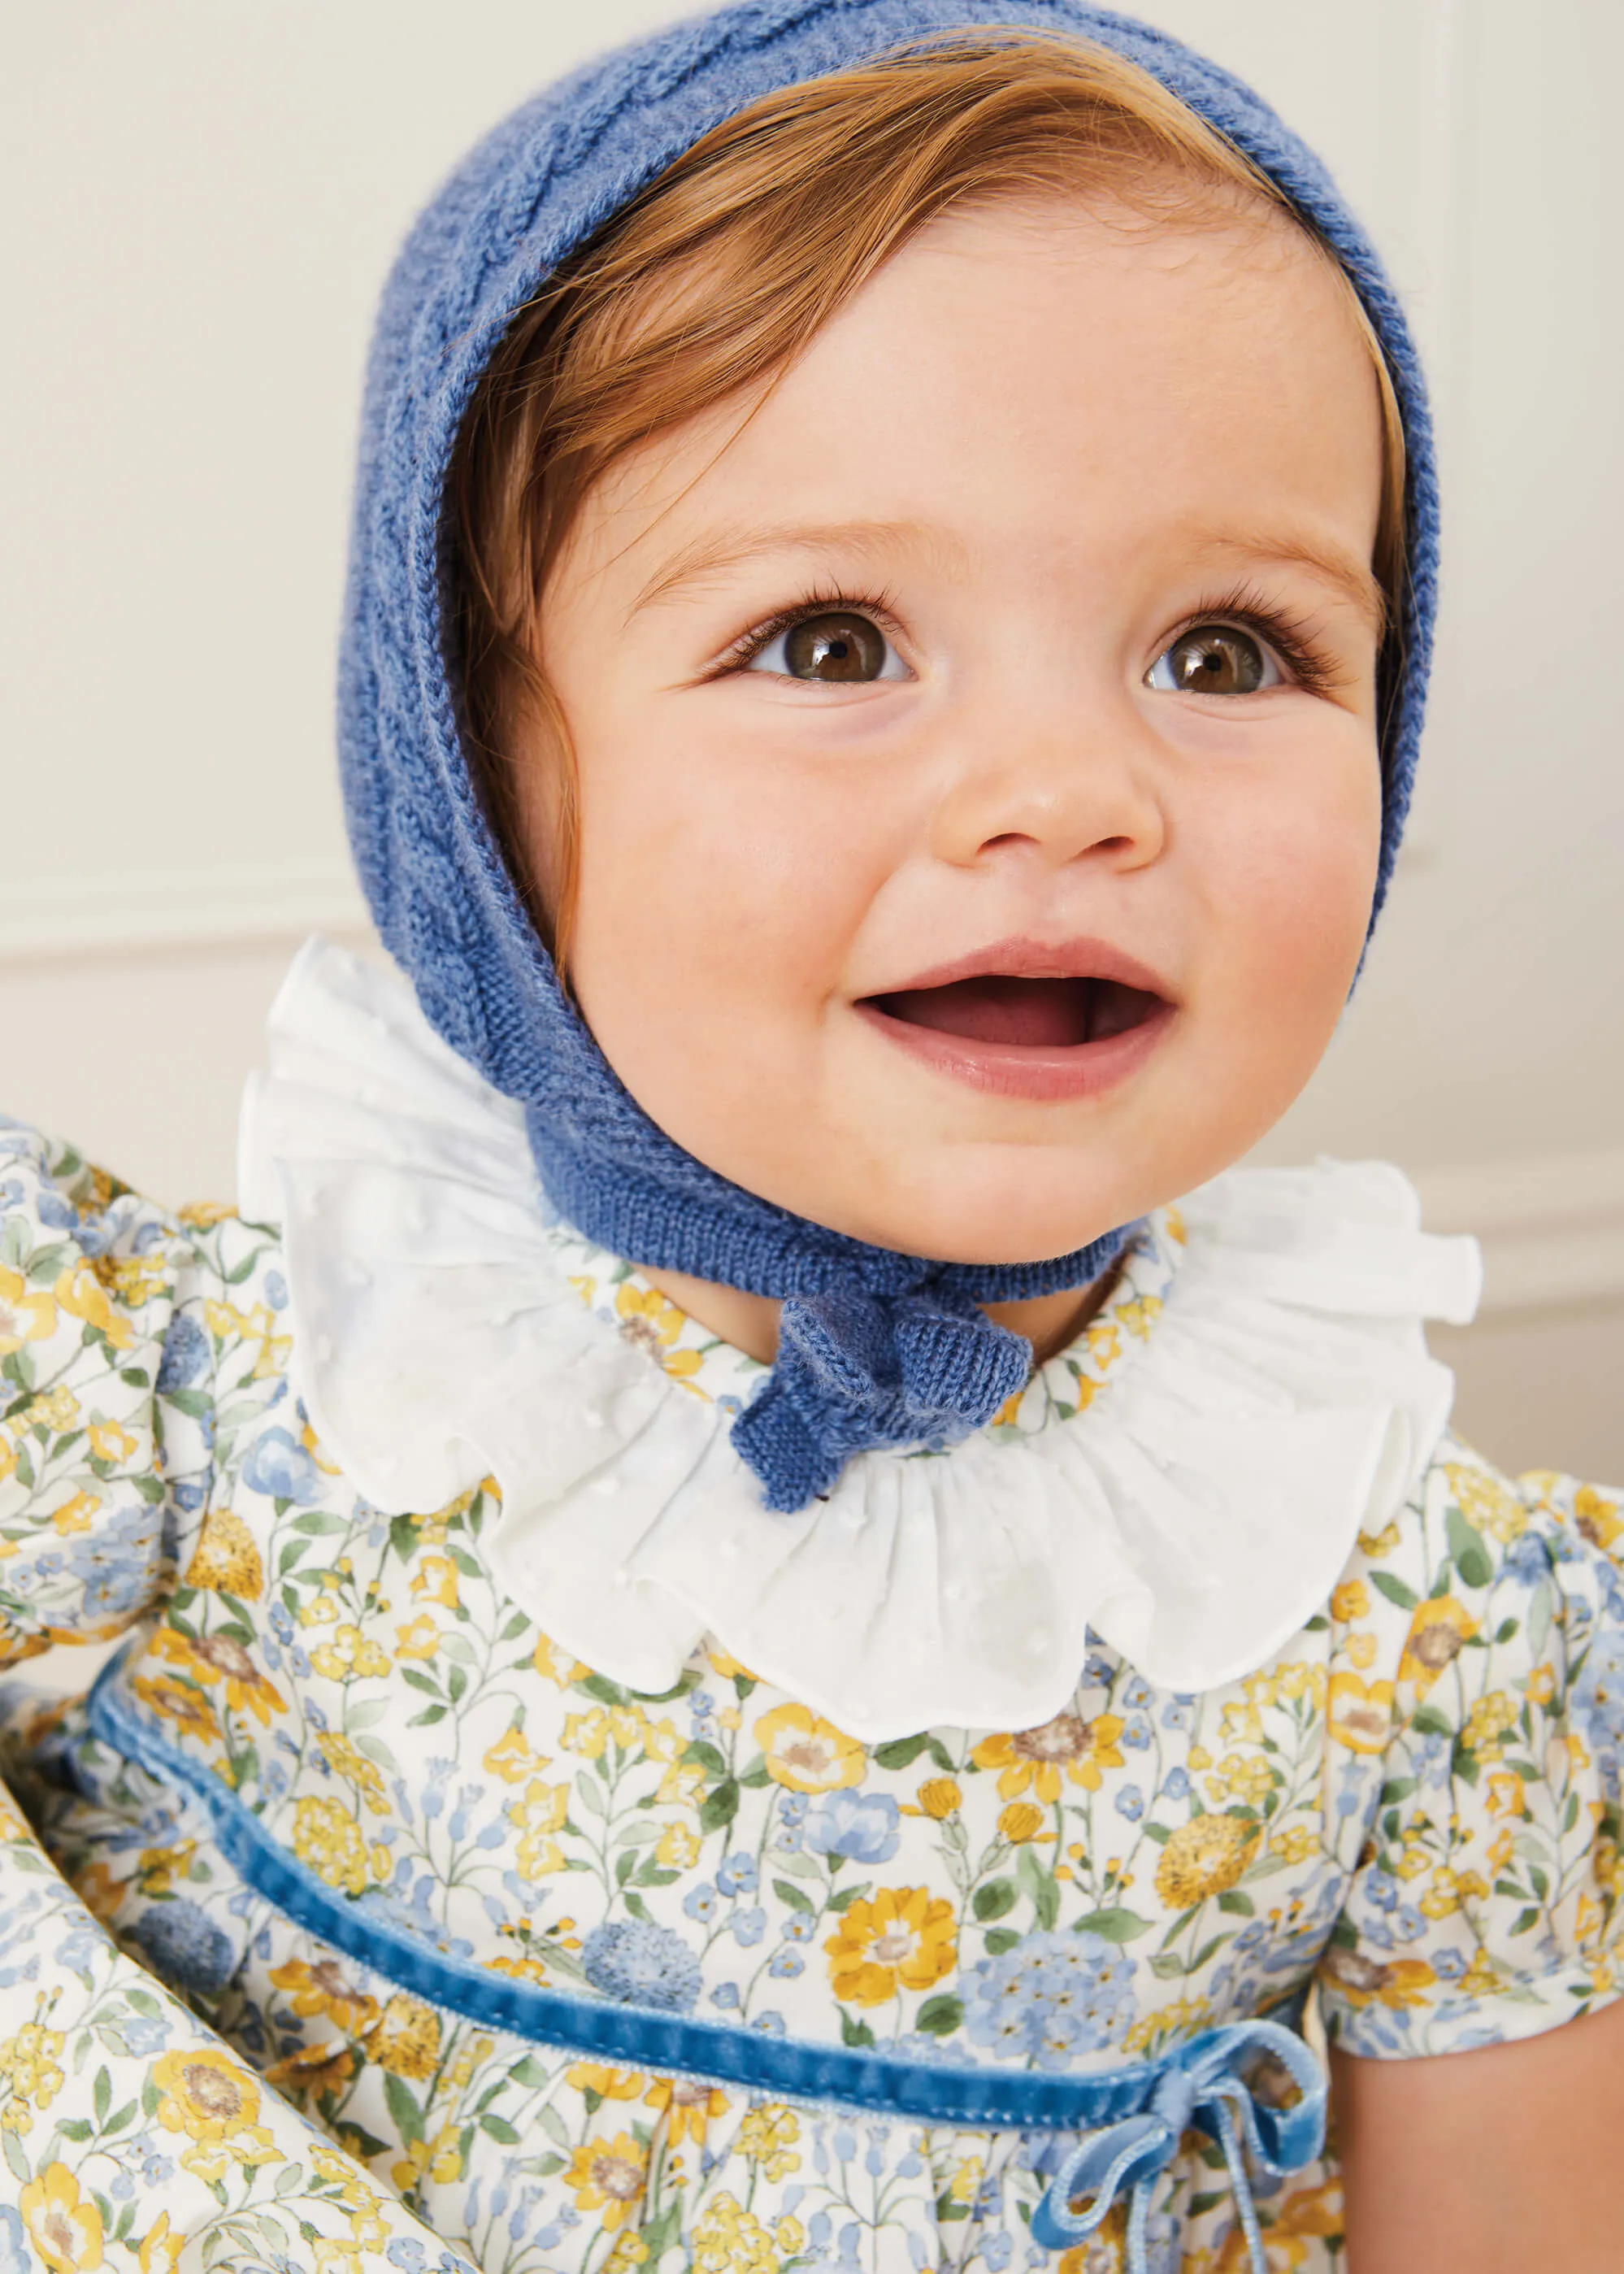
[866,973,1164,1050]
[856,943,1175,1102]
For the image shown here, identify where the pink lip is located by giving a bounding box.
[854,933,1178,1103]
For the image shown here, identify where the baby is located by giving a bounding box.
[1,5,1621,2272]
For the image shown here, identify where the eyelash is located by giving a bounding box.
[709,580,1344,693]
[706,585,906,679]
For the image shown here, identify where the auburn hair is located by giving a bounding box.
[449,29,1408,967]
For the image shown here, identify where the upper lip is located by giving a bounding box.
[859,935,1176,1002]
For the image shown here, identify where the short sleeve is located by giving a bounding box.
[1321,1438,1624,2056]
[0,1120,209,1659]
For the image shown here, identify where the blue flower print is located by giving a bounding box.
[241,1424,322,1503]
[581,1920,702,2012]
[805,1789,901,1865]
[782,1912,815,1942]
[1163,1766,1192,1800]
[128,1899,237,1994]
[155,1312,210,1393]
[1575,1628,1624,1754]
[710,1982,740,2011]
[716,1852,758,1897]
[263,1267,289,1310]
[732,1907,766,1947]
[1114,1784,1144,1823]
[965,1930,1135,2067]
[684,1883,720,1924]
[0,2204,29,2274]
[769,1946,805,1978]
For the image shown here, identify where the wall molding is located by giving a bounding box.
[0,859,371,963]
[1413,1148,1624,1316]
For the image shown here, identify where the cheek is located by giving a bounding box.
[562,712,893,1103]
[1192,744,1382,1050]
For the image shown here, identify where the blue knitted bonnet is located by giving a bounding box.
[337,0,1437,1513]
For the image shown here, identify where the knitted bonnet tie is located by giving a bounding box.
[337,0,1438,1514]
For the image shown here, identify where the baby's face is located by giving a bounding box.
[529,198,1386,1263]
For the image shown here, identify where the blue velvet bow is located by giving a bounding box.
[730,1280,1036,1511]
[1029,2020,1327,2273]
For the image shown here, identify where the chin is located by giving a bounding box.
[825,1164,1144,1269]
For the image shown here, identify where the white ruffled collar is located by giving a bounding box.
[239,937,1483,1741]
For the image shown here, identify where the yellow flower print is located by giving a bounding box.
[1269,1824,1318,1866]
[826,1886,957,2006]
[1396,1597,1478,1695]
[1115,1294,1162,1340]
[656,1820,702,1869]
[392,2123,464,2194]
[989,1388,1024,1427]
[1574,1485,1624,1558]
[1327,1672,1394,1754]
[949,2154,985,2204]
[1357,1519,1400,1561]
[533,1631,590,1684]
[318,1731,389,1813]
[564,1703,651,1759]
[0,2018,64,2126]
[645,2074,728,2143]
[657,1759,708,1810]
[1319,1949,1435,2010]
[1444,1459,1531,1546]
[292,1796,380,1897]
[268,1955,380,2035]
[708,1644,758,1681]
[1485,1770,1531,1821]
[410,1552,460,1608]
[393,1612,441,1660]
[1154,1815,1260,1909]
[998,1802,1044,1844]
[49,1491,100,1535]
[179,1199,233,1228]
[1331,1580,1370,1624]
[603,2237,650,2274]
[153,2046,263,2142]
[615,1284,705,1386]
[137,2215,184,2274]
[309,1624,391,1682]
[149,1627,287,1726]
[916,1777,962,1820]
[54,1263,133,1350]
[1218,1698,1263,1748]
[0,1267,55,1355]
[1526,1662,1557,1707]
[131,1670,224,1749]
[565,2131,649,2230]
[484,1724,544,1783]
[509,1776,571,1877]
[1206,1753,1276,1811]
[267,2040,358,2101]
[366,1993,442,2079]
[756,1702,866,1794]
[776,2215,807,2257]
[1345,1630,1379,1671]
[182,1507,264,1598]
[1123,1994,1214,2059]
[972,1711,1125,1801]
[19,2160,104,2273]
[86,1420,139,1465]
[92,1253,166,1311]
[739,2101,802,2181]
[567,2063,645,2101]
[1418,1866,1488,1921]
[1461,1689,1518,1763]
[692,2190,775,2274]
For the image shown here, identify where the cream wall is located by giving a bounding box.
[4,1,1622,1480]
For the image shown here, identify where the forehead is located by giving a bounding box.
[573,196,1384,600]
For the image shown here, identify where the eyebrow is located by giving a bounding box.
[629,519,957,617]
[1188,526,1388,635]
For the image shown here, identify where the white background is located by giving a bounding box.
[4,1,1622,1474]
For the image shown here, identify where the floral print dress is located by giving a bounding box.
[1,1049,1622,2273]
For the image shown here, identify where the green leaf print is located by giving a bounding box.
[1445,1505,1494,1592]
[1371,1570,1419,1611]
[972,1879,1017,1922]
[915,1994,964,2037]
[1073,1907,1154,1941]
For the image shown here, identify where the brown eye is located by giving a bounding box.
[778,611,890,682]
[1149,624,1279,695]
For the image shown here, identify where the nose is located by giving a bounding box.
[927,689,1166,875]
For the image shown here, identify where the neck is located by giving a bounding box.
[638,1264,1118,1369]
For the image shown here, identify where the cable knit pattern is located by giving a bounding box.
[336,0,1440,1511]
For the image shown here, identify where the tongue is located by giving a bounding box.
[876,976,1095,1047]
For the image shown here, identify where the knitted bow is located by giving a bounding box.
[731,1280,1035,1510]
[1028,2020,1327,2273]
